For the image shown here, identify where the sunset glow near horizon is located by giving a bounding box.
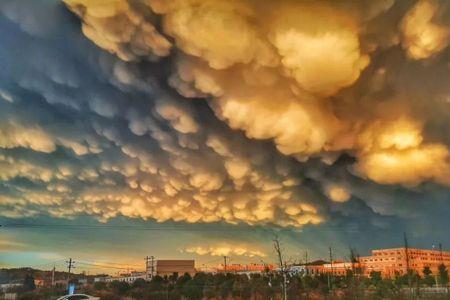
[1,0,450,275]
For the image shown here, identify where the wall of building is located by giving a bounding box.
[155,260,195,277]
[306,262,362,276]
[105,272,146,283]
[216,263,275,273]
[360,247,450,278]
[305,247,450,279]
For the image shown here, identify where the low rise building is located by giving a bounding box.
[33,278,45,287]
[303,247,450,279]
[4,293,18,300]
[306,261,362,276]
[0,282,22,293]
[360,247,450,278]
[217,263,275,274]
[94,276,107,283]
[105,271,146,283]
[149,260,195,277]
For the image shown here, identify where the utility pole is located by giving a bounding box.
[145,256,155,280]
[52,265,55,287]
[440,243,444,264]
[151,256,155,279]
[349,247,355,275]
[356,253,364,276]
[349,247,359,277]
[223,256,229,272]
[404,232,412,289]
[145,256,149,279]
[304,251,308,275]
[51,264,55,298]
[328,247,333,291]
[66,258,75,290]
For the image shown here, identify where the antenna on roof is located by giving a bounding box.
[403,232,411,288]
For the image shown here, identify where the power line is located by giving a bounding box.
[223,256,229,272]
[78,259,141,268]
[76,261,141,271]
[18,259,66,270]
[328,246,333,291]
[3,223,450,233]
[1,223,241,231]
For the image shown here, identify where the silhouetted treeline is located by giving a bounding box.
[13,267,450,300]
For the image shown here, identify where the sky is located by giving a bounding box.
[0,0,450,275]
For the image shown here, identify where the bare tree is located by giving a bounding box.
[274,235,288,300]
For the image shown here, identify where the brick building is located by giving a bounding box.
[217,263,276,274]
[305,247,450,279]
[154,260,195,277]
[306,261,363,276]
[360,247,450,278]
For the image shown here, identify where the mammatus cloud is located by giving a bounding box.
[184,245,266,258]
[63,0,172,61]
[353,117,450,186]
[401,0,450,60]
[0,0,450,234]
[326,185,351,203]
[65,0,450,188]
[0,0,326,228]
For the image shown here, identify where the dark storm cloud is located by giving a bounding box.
[0,0,329,228]
[0,0,449,257]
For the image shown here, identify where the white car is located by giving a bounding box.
[56,294,99,300]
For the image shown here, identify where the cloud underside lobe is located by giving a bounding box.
[0,0,449,229]
[184,245,266,258]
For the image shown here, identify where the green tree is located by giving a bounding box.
[250,275,273,299]
[423,266,432,277]
[109,280,130,296]
[23,274,36,292]
[182,280,203,300]
[286,276,302,299]
[394,273,409,287]
[372,279,397,300]
[302,275,319,290]
[18,292,40,300]
[422,266,435,287]
[438,264,449,286]
[94,281,107,291]
[176,273,192,289]
[219,278,234,299]
[202,276,215,299]
[370,271,382,286]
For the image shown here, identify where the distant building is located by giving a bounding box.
[286,265,307,275]
[306,261,362,276]
[302,247,450,279]
[0,282,22,292]
[105,271,146,283]
[94,276,108,283]
[77,278,89,286]
[4,293,18,300]
[217,263,275,274]
[360,247,450,278]
[34,278,46,287]
[152,260,195,277]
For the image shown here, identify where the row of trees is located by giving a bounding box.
[91,267,450,300]
[16,266,449,300]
